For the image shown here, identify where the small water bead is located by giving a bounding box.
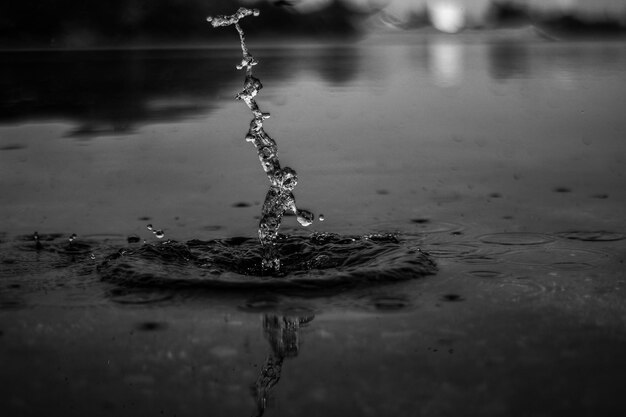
[296,210,315,227]
[33,231,43,250]
[206,7,259,27]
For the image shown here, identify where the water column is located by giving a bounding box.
[207,8,314,273]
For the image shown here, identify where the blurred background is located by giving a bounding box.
[1,0,625,236]
[1,0,626,48]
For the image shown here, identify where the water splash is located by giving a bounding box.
[147,224,165,239]
[98,232,437,289]
[207,8,314,273]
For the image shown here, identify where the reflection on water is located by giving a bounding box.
[2,40,626,138]
[429,40,463,87]
[488,41,530,80]
[0,47,365,138]
[253,314,314,417]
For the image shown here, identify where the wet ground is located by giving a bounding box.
[1,35,626,416]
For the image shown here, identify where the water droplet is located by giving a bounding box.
[135,321,168,331]
[440,294,465,302]
[553,186,571,193]
[296,210,314,227]
[127,235,141,244]
[366,295,411,311]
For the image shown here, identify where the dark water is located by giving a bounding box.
[1,36,626,415]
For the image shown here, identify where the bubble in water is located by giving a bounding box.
[319,214,325,222]
[147,224,153,232]
[155,230,165,239]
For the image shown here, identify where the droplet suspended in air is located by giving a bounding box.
[296,210,315,227]
[33,231,43,249]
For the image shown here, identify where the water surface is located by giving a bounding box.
[1,37,626,416]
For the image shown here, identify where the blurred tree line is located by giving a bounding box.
[0,0,366,48]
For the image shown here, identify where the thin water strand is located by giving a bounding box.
[207,8,314,273]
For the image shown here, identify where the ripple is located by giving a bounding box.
[467,270,507,279]
[457,254,501,265]
[477,232,555,246]
[421,242,480,259]
[555,231,626,242]
[369,295,412,311]
[472,275,551,299]
[135,321,168,331]
[409,221,465,235]
[240,294,282,311]
[106,288,174,305]
[501,248,610,269]
[98,233,437,290]
[440,294,465,302]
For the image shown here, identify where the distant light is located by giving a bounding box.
[429,1,465,33]
[429,41,463,87]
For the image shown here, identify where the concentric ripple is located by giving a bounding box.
[477,232,555,246]
[500,247,610,269]
[555,231,626,242]
[97,232,437,290]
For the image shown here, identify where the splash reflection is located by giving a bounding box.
[252,314,314,417]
